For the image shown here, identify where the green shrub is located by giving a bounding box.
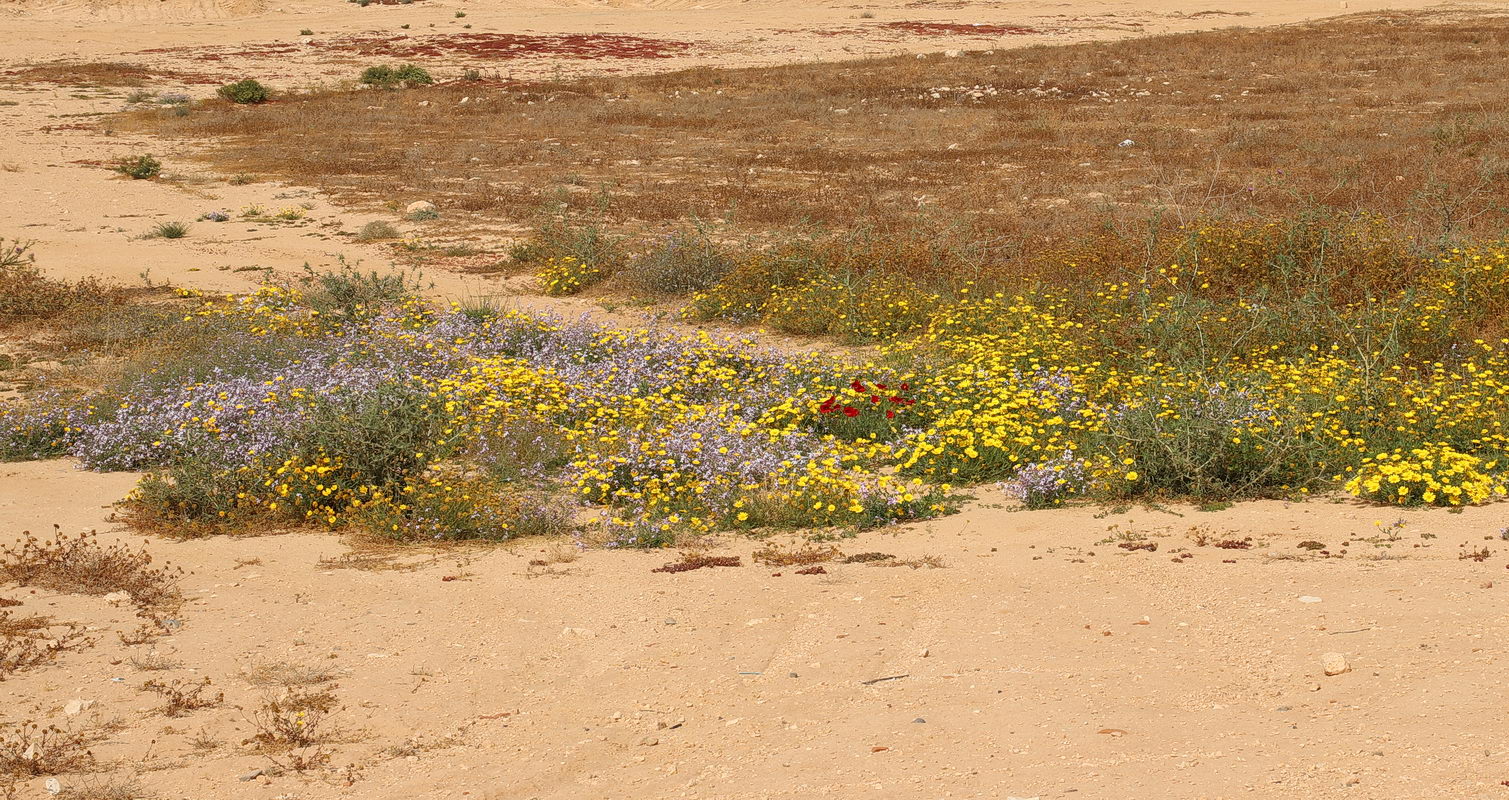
[508,221,625,272]
[293,261,425,324]
[216,79,269,104]
[115,154,161,180]
[359,64,433,89]
[619,230,734,296]
[148,221,190,239]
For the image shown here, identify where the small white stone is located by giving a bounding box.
[1298,595,1322,603]
[404,200,436,216]
[1321,652,1350,676]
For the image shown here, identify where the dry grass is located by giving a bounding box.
[3,62,159,88]
[132,11,1509,287]
[0,610,93,680]
[0,528,184,615]
[0,722,96,777]
[238,659,339,688]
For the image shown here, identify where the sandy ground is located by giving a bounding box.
[5,1,1509,798]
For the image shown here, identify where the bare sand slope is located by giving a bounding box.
[3,457,1507,799]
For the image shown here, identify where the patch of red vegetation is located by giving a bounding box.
[344,33,694,60]
[880,21,1038,36]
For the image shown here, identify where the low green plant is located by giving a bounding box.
[114,154,161,180]
[216,79,269,104]
[359,64,434,89]
[148,221,190,239]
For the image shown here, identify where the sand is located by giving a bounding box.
[3,1,1509,797]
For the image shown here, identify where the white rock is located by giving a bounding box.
[1298,595,1322,603]
[404,200,436,216]
[561,627,596,639]
[44,778,61,795]
[1321,652,1349,676]
[102,591,131,606]
[1117,139,1135,147]
[418,100,430,107]
[944,49,962,57]
[63,698,94,716]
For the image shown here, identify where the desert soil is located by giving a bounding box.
[3,0,1509,798]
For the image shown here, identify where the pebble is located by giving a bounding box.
[404,200,436,216]
[913,717,926,724]
[63,698,94,716]
[561,627,596,639]
[238,769,264,782]
[1298,595,1323,603]
[1322,652,1350,676]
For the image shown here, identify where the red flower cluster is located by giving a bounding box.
[817,380,916,419]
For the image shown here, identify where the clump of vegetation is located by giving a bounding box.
[752,542,842,566]
[0,722,96,777]
[243,687,341,771]
[358,64,434,89]
[536,256,606,296]
[114,154,161,180]
[142,677,224,717]
[354,220,400,241]
[146,221,190,240]
[619,230,735,297]
[216,79,269,104]
[1,610,93,680]
[0,528,183,613]
[651,553,741,573]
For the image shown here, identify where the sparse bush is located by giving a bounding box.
[0,722,95,777]
[355,220,400,241]
[299,28,313,35]
[509,221,624,269]
[216,79,269,104]
[114,154,161,180]
[0,528,184,613]
[243,687,340,771]
[142,677,223,717]
[1,610,93,679]
[618,230,734,296]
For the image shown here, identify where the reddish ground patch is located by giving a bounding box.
[341,33,694,60]
[880,21,1038,36]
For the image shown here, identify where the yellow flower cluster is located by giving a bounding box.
[536,256,607,297]
[1344,444,1502,507]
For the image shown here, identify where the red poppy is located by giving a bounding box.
[869,395,880,403]
[899,382,910,391]
[850,379,866,392]
[818,396,837,414]
[888,396,904,404]
[842,406,860,418]
[876,383,888,391]
[886,410,896,419]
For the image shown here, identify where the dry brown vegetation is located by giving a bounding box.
[0,529,184,615]
[132,11,1509,287]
